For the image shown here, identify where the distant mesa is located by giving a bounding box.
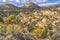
[0,2,60,9]
[0,2,41,9]
[22,2,41,9]
[0,4,17,8]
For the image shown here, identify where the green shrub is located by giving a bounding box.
[0,17,3,22]
[40,26,48,38]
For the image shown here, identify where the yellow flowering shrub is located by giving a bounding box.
[6,24,13,34]
[32,27,43,36]
[0,22,4,27]
[14,24,21,31]
[8,15,16,20]
[0,22,5,34]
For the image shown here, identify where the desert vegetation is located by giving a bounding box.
[0,2,60,40]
